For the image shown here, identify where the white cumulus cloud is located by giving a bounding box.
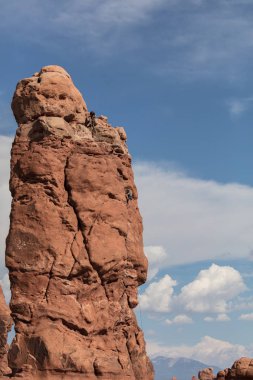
[178,264,247,313]
[139,274,177,312]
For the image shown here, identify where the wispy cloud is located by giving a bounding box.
[0,136,12,301]
[0,135,12,262]
[0,273,10,303]
[135,162,253,266]
[144,245,169,281]
[227,97,253,117]
[204,314,230,322]
[0,0,168,51]
[239,312,253,320]
[1,1,253,79]
[165,314,193,325]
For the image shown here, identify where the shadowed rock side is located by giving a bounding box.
[199,359,253,380]
[0,287,12,376]
[5,66,154,379]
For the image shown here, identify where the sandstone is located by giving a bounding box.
[0,286,12,376]
[12,65,87,124]
[199,359,253,380]
[226,358,253,380]
[4,66,153,379]
[198,368,215,380]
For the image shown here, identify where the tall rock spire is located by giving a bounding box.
[6,65,154,379]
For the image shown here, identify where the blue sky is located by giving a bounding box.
[1,0,253,368]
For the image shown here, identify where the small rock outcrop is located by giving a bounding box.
[225,358,253,380]
[0,286,12,376]
[199,359,253,380]
[198,368,216,380]
[5,66,154,379]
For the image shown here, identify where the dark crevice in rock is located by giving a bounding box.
[43,258,56,302]
[63,155,108,298]
[117,168,128,181]
[111,225,127,238]
[47,316,88,337]
[108,192,117,199]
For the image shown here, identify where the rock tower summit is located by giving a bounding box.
[5,66,154,379]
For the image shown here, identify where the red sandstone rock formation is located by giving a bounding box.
[225,358,253,380]
[0,286,12,376]
[5,65,153,379]
[199,358,253,380]
[198,368,215,380]
[217,369,228,380]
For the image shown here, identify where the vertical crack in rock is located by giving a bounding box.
[5,65,154,379]
[63,155,104,288]
[43,257,56,302]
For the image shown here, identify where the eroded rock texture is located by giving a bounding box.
[6,66,153,379]
[223,358,253,380]
[0,286,12,376]
[199,359,253,380]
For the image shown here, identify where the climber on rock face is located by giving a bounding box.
[90,110,95,121]
[125,188,133,203]
[85,111,97,132]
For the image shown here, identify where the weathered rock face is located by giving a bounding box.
[0,286,12,376]
[199,359,253,380]
[6,66,154,379]
[225,358,253,380]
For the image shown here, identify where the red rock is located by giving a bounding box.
[200,358,253,380]
[0,286,12,376]
[217,369,227,380]
[6,66,153,379]
[226,358,253,380]
[198,368,216,380]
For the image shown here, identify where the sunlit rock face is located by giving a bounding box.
[198,368,216,380]
[200,359,253,380]
[5,65,154,379]
[225,358,253,380]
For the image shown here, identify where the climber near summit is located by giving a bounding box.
[125,188,133,203]
[86,110,97,132]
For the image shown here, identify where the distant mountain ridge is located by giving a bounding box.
[152,356,221,380]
